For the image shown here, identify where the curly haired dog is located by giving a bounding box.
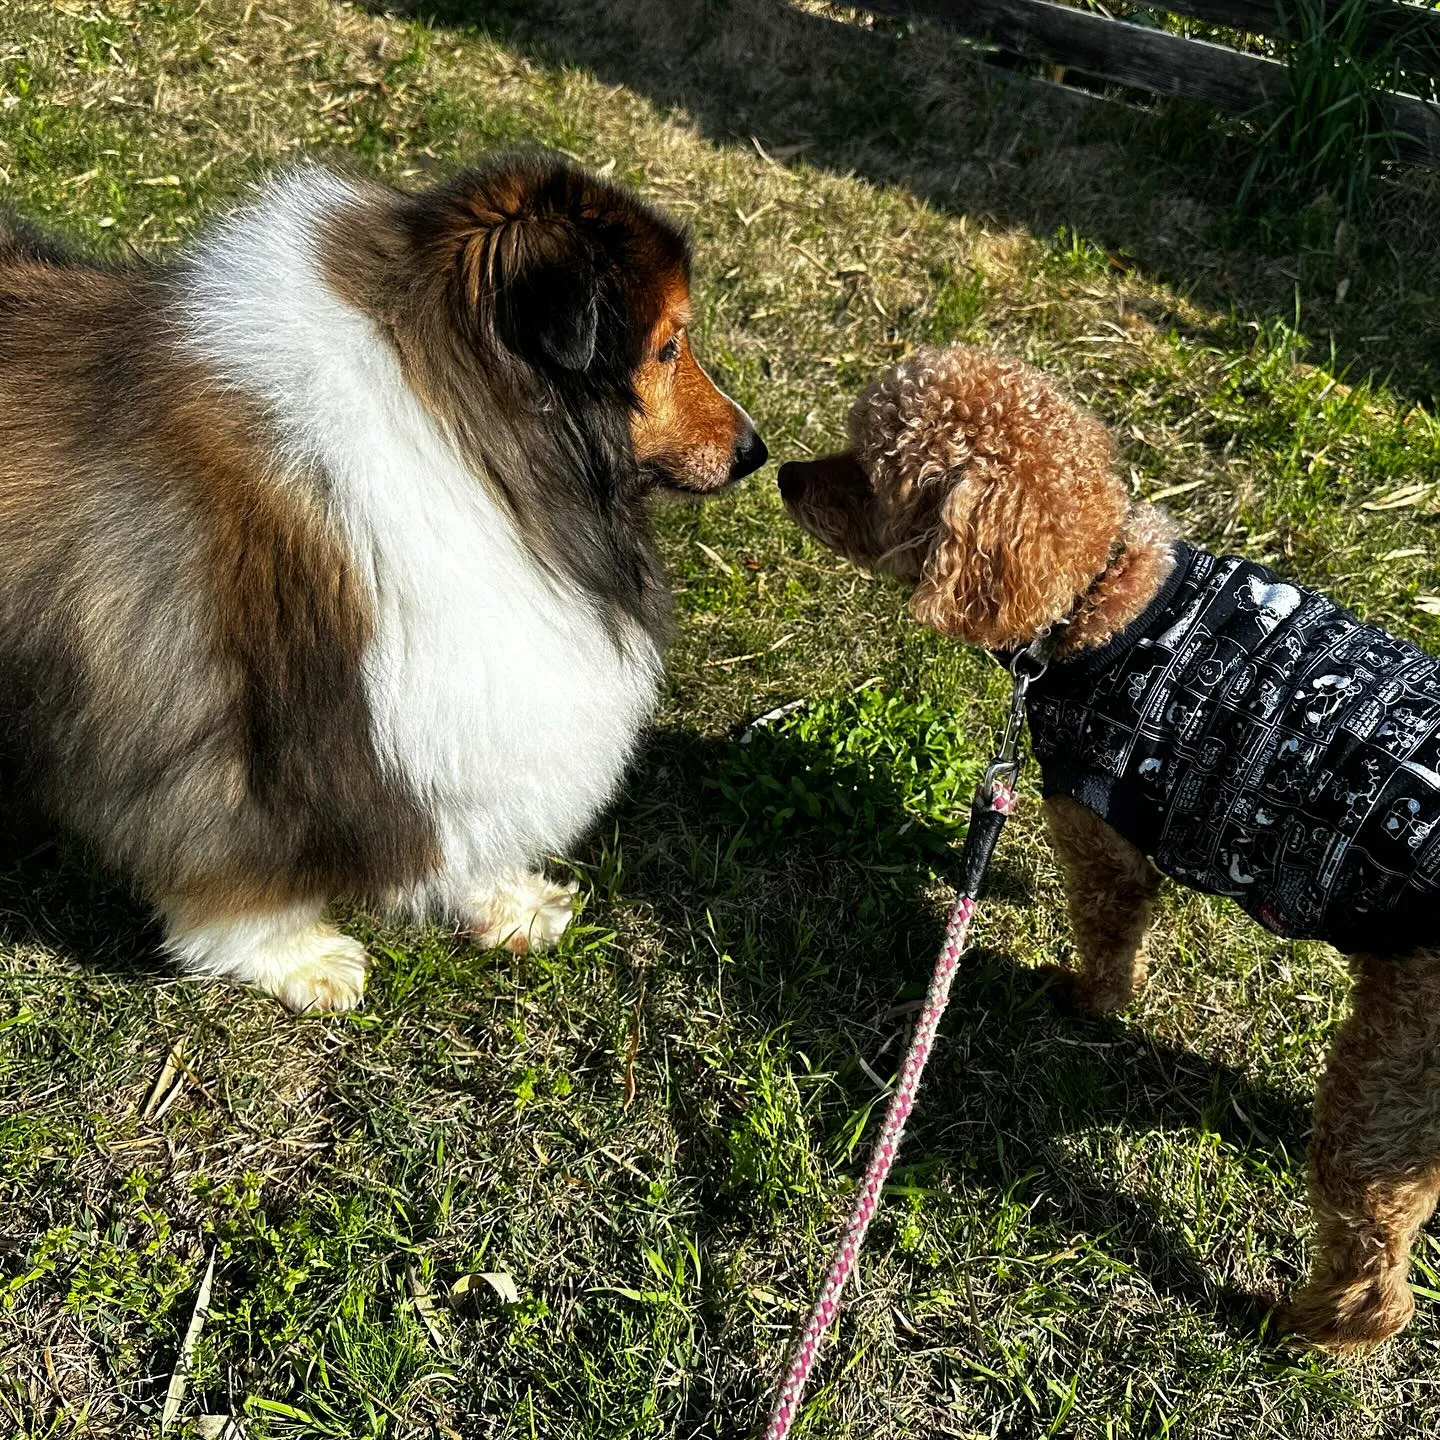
[777,344,1440,1354]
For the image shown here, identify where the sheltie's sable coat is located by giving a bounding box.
[0,155,765,1012]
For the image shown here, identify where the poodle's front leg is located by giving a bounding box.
[1044,794,1164,1015]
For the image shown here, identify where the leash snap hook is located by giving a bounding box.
[980,756,1019,803]
[981,695,1026,805]
[985,623,1054,804]
[991,662,1036,780]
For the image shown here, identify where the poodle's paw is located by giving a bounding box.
[466,873,579,954]
[1277,1270,1415,1356]
[1039,963,1136,1018]
[164,905,369,1014]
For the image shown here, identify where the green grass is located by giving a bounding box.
[4,0,1440,1435]
[1240,0,1404,218]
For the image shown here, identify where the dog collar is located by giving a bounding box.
[1029,540,1194,685]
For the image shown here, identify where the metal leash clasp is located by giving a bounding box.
[981,626,1054,802]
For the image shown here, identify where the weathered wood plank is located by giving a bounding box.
[1382,86,1440,159]
[1158,0,1440,77]
[863,0,1289,108]
[857,0,1440,162]
[1144,0,1296,31]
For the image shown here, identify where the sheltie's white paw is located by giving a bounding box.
[466,873,579,953]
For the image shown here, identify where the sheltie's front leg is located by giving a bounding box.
[462,872,579,953]
[404,865,581,955]
[162,896,369,1012]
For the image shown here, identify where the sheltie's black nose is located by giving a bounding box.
[730,425,769,482]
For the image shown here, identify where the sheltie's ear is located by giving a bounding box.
[496,247,599,372]
[462,213,600,374]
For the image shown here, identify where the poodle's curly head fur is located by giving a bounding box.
[778,345,1130,649]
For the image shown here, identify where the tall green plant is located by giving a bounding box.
[1241,0,1404,215]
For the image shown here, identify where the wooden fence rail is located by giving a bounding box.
[856,0,1440,167]
[1159,0,1440,71]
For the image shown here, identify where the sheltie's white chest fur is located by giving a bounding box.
[184,174,661,903]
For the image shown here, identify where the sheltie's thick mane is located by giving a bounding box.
[180,159,677,908]
[194,154,700,643]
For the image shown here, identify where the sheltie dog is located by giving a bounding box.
[0,153,766,1012]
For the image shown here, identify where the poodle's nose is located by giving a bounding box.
[777,460,809,501]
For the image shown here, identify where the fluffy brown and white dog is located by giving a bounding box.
[779,345,1440,1354]
[0,153,765,1013]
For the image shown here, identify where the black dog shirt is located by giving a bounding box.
[1021,543,1440,953]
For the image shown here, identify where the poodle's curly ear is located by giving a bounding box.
[908,445,1126,651]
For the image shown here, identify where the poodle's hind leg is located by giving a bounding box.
[1281,947,1440,1354]
[163,898,369,1013]
[1044,794,1165,1015]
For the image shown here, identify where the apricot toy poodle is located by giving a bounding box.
[778,344,1440,1355]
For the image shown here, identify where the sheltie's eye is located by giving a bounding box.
[658,333,682,363]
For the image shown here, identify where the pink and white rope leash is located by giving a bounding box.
[763,639,1049,1440]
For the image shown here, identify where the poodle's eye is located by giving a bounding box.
[658,334,682,363]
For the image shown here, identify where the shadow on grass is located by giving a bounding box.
[0,802,164,984]
[368,0,1440,406]
[0,716,1307,1353]
[608,725,1311,1358]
